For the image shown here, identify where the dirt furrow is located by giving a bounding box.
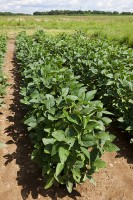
[0,40,20,199]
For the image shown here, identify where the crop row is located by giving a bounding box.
[16,31,118,192]
[30,31,133,139]
[0,36,6,105]
[0,35,6,148]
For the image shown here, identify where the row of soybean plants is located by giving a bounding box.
[16,31,118,192]
[0,35,7,148]
[33,31,133,139]
[0,36,6,105]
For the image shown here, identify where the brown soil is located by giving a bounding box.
[0,40,133,200]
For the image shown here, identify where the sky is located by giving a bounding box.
[0,0,133,14]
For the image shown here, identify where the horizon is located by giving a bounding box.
[0,9,133,15]
[0,0,133,14]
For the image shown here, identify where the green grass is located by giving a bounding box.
[0,15,133,46]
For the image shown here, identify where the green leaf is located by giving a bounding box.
[48,107,56,115]
[66,114,79,125]
[48,114,57,121]
[85,90,97,101]
[83,116,89,129]
[55,163,64,176]
[52,130,65,142]
[102,117,112,125]
[129,99,133,104]
[117,117,124,122]
[66,180,73,193]
[126,126,132,131]
[54,174,65,184]
[102,110,114,115]
[80,147,90,160]
[66,95,78,102]
[66,137,76,149]
[44,175,54,189]
[86,121,99,132]
[130,138,133,143]
[51,143,58,156]
[44,127,51,133]
[30,90,39,102]
[96,132,111,144]
[46,94,55,109]
[82,107,96,115]
[78,87,86,98]
[31,149,38,160]
[59,147,70,164]
[107,81,114,86]
[81,134,95,147]
[103,142,120,152]
[95,120,105,131]
[24,116,37,130]
[87,176,96,186]
[74,160,84,169]
[56,96,63,105]
[71,168,81,183]
[93,159,106,171]
[62,87,69,96]
[42,138,55,145]
[44,145,52,154]
[109,134,116,142]
[106,73,113,78]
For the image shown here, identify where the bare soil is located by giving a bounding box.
[0,40,133,200]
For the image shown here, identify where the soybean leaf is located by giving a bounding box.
[51,143,58,156]
[93,159,106,171]
[44,175,54,189]
[52,130,65,142]
[62,87,69,96]
[103,142,120,152]
[46,94,55,109]
[85,90,97,101]
[101,117,112,125]
[55,163,64,176]
[71,168,81,183]
[65,95,78,102]
[42,138,55,145]
[66,180,73,193]
[96,132,111,144]
[80,147,90,160]
[81,134,95,147]
[59,147,70,164]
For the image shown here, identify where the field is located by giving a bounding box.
[0,15,133,46]
[0,15,133,200]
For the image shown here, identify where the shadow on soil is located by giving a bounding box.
[3,53,81,200]
[113,128,133,164]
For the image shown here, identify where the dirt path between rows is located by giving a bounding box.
[0,40,133,200]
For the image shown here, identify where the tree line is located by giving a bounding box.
[33,10,133,15]
[0,10,132,16]
[0,12,29,16]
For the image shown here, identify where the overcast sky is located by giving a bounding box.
[0,0,133,14]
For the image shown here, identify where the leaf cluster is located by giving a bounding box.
[29,31,133,137]
[16,31,119,192]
